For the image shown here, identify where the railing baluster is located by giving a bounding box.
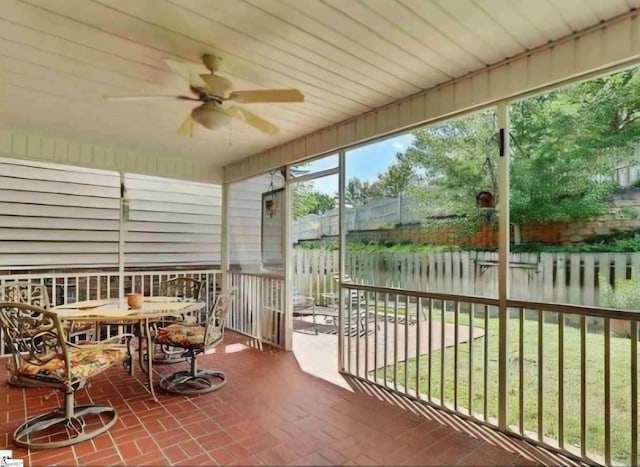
[538,308,544,442]
[454,300,459,411]
[558,311,565,449]
[52,277,57,306]
[441,299,446,408]
[580,315,587,459]
[347,286,352,375]
[364,289,369,381]
[469,302,474,416]
[484,304,489,421]
[416,296,421,400]
[428,297,433,403]
[604,317,611,466]
[404,294,409,394]
[374,291,379,385]
[394,293,399,392]
[519,307,524,435]
[355,286,361,377]
[632,321,638,467]
[383,292,388,387]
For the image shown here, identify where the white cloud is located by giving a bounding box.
[392,142,406,151]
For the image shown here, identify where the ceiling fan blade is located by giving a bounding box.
[104,95,200,101]
[228,89,304,103]
[224,105,279,135]
[163,58,211,90]
[177,114,196,137]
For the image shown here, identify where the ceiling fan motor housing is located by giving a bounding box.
[199,74,232,100]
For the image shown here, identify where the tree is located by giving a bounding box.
[344,178,378,206]
[403,110,498,217]
[375,153,415,197]
[292,182,336,219]
[508,68,640,223]
[402,67,640,225]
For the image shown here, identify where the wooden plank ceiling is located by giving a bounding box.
[0,0,637,169]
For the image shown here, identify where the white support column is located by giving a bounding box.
[284,173,293,351]
[221,182,230,292]
[497,101,510,431]
[338,150,346,371]
[118,172,126,304]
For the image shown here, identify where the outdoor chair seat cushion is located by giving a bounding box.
[18,345,129,383]
[156,323,221,349]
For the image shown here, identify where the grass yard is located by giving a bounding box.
[374,307,637,464]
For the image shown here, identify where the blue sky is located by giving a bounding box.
[297,132,415,195]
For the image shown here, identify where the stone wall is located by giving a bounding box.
[344,213,640,248]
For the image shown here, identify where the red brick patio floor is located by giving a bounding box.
[1,332,579,466]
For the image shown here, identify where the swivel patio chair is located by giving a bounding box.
[0,282,94,387]
[156,288,235,395]
[0,302,133,449]
[152,277,204,364]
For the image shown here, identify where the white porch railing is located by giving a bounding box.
[228,272,285,348]
[340,282,640,467]
[0,268,222,352]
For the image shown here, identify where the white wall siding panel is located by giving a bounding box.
[124,221,215,234]
[0,190,120,209]
[0,157,121,269]
[223,12,640,182]
[0,176,120,198]
[123,173,222,266]
[0,131,222,184]
[0,254,118,267]
[0,202,119,220]
[0,229,118,242]
[0,216,118,231]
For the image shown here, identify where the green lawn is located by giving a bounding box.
[374,308,637,464]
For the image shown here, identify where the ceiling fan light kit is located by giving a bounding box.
[104,53,304,136]
[191,102,231,129]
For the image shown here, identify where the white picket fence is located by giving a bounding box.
[293,249,640,309]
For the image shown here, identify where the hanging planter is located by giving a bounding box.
[476,191,495,208]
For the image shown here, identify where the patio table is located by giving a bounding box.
[52,297,206,401]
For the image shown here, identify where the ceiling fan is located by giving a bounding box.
[104,54,304,136]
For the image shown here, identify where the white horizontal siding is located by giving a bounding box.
[0,202,119,220]
[0,254,118,267]
[0,228,118,241]
[124,173,221,266]
[0,216,119,230]
[223,12,640,182]
[0,157,121,269]
[125,221,214,234]
[0,175,120,198]
[0,189,120,209]
[0,242,117,254]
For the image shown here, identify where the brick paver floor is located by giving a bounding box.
[1,332,577,466]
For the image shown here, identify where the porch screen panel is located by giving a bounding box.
[123,173,221,266]
[0,156,120,269]
[228,172,284,272]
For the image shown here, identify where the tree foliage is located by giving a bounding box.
[292,182,335,219]
[398,67,640,224]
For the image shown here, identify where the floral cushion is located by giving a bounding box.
[156,324,221,349]
[18,345,129,383]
